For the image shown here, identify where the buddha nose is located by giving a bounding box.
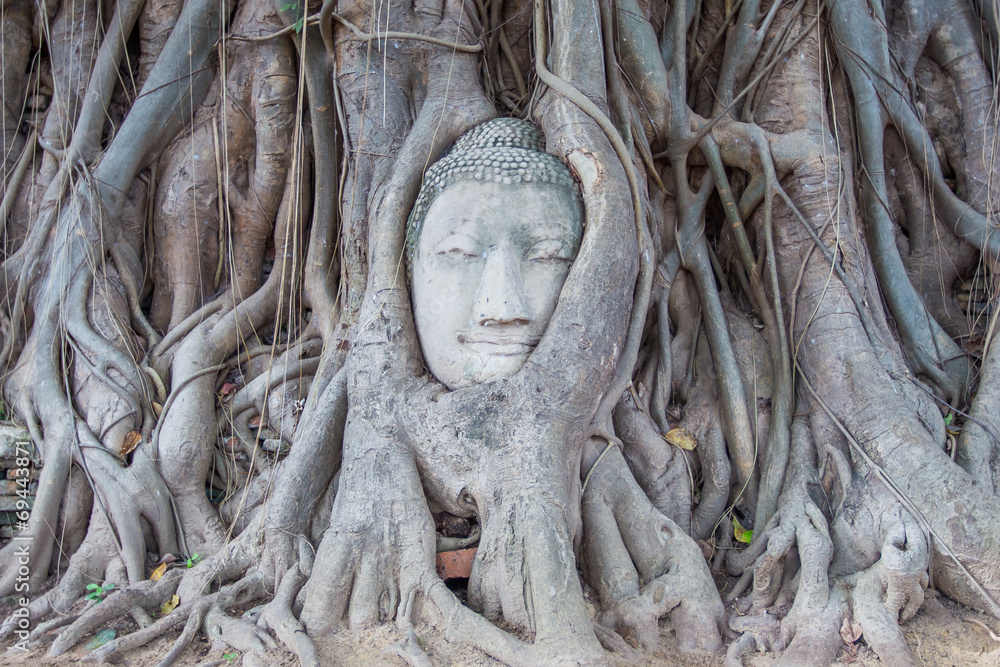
[472,245,531,327]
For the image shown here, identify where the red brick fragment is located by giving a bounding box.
[435,548,477,580]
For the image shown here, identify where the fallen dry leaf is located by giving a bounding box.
[119,431,142,457]
[664,427,698,450]
[160,594,180,616]
[152,402,163,417]
[150,562,167,582]
[840,616,863,644]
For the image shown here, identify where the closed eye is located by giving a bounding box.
[434,234,480,259]
[528,240,573,263]
[438,247,480,259]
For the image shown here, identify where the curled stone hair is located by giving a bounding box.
[405,118,582,262]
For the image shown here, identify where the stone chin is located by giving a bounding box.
[449,348,534,389]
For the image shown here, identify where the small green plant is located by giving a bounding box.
[84,583,115,603]
[223,651,239,663]
[185,553,202,568]
[279,2,305,32]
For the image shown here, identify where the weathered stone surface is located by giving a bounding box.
[412,181,582,389]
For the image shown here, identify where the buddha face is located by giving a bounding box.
[411,180,583,389]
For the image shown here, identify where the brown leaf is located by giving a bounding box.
[150,562,167,582]
[840,616,863,644]
[152,402,163,417]
[119,431,142,457]
[249,415,262,429]
[664,427,698,450]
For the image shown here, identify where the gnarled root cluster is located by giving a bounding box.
[5,0,1000,664]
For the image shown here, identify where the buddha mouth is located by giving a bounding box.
[458,333,541,357]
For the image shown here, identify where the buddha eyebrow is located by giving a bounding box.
[434,231,479,245]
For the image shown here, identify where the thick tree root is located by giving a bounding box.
[426,581,608,667]
[253,570,319,667]
[583,442,724,652]
[849,518,928,665]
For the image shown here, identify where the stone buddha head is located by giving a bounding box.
[407,119,583,389]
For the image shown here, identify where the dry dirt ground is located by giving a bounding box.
[1,585,999,666]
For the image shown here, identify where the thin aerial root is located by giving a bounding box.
[964,617,1000,641]
[327,10,483,53]
[143,365,168,403]
[108,242,162,348]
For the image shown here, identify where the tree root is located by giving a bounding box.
[849,518,928,665]
[82,610,187,663]
[298,430,437,633]
[583,442,724,652]
[426,580,609,667]
[48,569,183,656]
[613,391,691,532]
[254,569,318,667]
[382,628,432,667]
